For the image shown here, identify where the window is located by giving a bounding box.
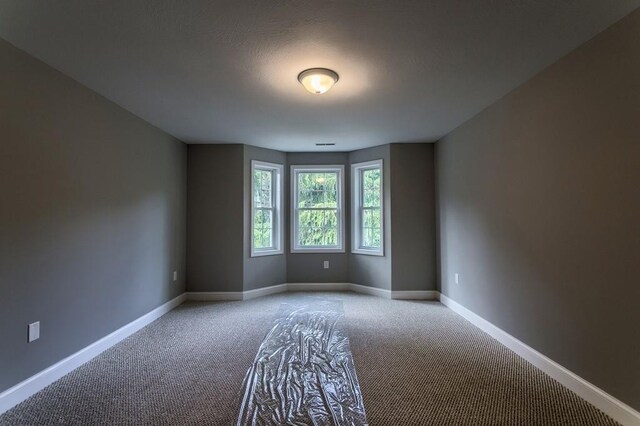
[251,160,283,257]
[291,165,345,252]
[352,159,383,255]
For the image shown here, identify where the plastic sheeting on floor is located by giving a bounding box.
[237,298,368,426]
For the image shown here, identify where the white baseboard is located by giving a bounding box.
[391,290,440,300]
[243,283,288,300]
[187,285,295,301]
[439,294,640,426]
[185,283,438,301]
[349,283,392,298]
[186,291,244,301]
[287,282,351,292]
[0,293,186,416]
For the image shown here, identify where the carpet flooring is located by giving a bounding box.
[0,292,618,425]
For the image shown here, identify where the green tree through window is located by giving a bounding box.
[352,159,383,255]
[292,166,344,251]
[361,168,381,248]
[251,160,282,256]
[253,168,274,249]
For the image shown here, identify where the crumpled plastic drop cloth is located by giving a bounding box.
[237,298,368,426]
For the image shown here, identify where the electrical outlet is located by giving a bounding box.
[28,321,40,343]
[323,261,330,269]
[173,271,178,281]
[455,273,460,285]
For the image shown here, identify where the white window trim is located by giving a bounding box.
[251,160,284,257]
[291,164,345,253]
[351,159,384,256]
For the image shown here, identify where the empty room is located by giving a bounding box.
[1,1,638,425]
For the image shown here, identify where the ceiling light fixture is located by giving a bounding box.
[297,68,339,94]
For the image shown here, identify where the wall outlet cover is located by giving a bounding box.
[28,321,40,343]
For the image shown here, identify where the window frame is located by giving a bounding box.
[290,164,345,253]
[351,159,384,256]
[250,160,284,257]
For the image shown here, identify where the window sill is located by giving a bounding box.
[251,250,284,258]
[290,248,345,254]
[352,248,384,256]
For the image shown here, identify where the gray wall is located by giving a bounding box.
[187,144,244,292]
[436,9,640,410]
[0,38,187,393]
[243,145,287,291]
[391,144,437,291]
[348,145,392,290]
[286,152,351,283]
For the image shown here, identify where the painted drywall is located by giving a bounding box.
[391,144,437,291]
[186,145,244,292]
[0,38,187,393]
[243,145,287,291]
[286,152,351,283]
[348,145,392,290]
[436,9,640,410]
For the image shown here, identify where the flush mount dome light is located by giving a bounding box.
[297,68,339,94]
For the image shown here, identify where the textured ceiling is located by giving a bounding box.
[1,1,638,151]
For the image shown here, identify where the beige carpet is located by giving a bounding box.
[0,292,618,425]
